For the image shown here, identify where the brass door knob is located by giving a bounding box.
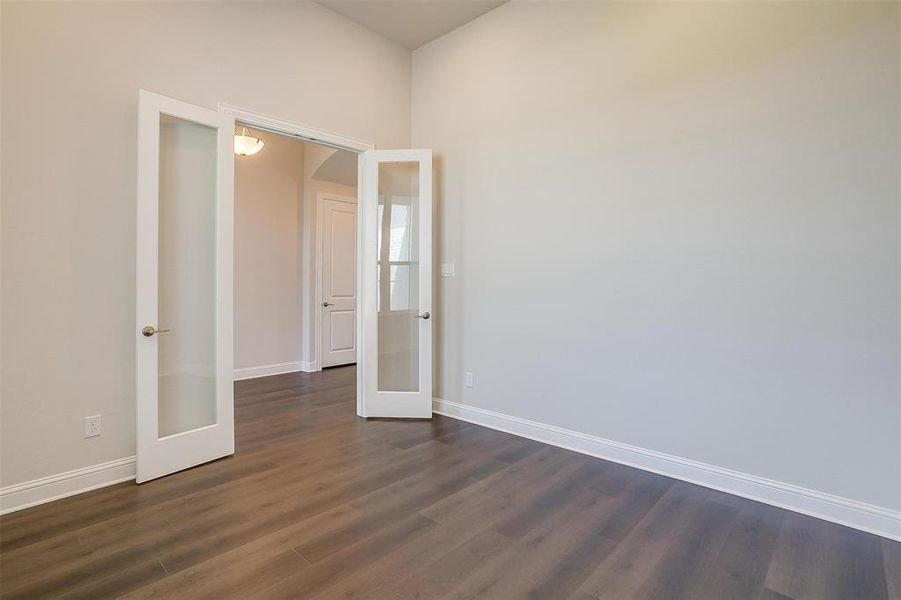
[141,325,171,337]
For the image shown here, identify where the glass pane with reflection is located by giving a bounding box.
[377,162,419,392]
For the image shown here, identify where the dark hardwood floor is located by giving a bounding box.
[1,366,898,599]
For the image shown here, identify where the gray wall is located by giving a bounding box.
[413,1,900,510]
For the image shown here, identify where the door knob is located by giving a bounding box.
[141,325,171,337]
[416,312,430,320]
[322,301,334,307]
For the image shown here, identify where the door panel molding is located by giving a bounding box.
[316,192,358,369]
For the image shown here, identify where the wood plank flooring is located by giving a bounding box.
[1,366,897,599]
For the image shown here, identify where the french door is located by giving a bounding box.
[135,90,235,483]
[359,150,433,418]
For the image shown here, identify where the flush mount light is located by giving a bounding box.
[234,127,264,156]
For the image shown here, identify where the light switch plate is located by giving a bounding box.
[465,372,474,387]
[441,263,456,277]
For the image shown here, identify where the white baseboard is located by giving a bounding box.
[233,361,302,381]
[0,457,136,515]
[300,361,319,373]
[5,398,896,540]
[432,398,901,542]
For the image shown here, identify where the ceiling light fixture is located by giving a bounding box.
[234,127,264,156]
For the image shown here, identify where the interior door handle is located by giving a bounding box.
[322,302,334,307]
[141,325,171,337]
[416,312,430,320]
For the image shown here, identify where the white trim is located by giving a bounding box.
[432,398,901,542]
[218,103,375,153]
[356,158,365,416]
[300,361,318,373]
[0,457,136,515]
[233,361,302,381]
[315,192,358,371]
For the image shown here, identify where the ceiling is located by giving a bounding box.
[315,1,508,49]
[312,148,358,187]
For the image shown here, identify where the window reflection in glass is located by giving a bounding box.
[376,179,417,312]
[377,161,419,392]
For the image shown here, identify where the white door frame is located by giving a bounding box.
[218,104,374,154]
[315,191,358,370]
[218,104,374,414]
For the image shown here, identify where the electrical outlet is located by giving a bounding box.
[84,415,102,438]
[465,372,474,388]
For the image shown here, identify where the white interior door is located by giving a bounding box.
[320,194,358,368]
[359,149,432,418]
[135,90,235,483]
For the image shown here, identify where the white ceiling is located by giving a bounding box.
[316,1,508,49]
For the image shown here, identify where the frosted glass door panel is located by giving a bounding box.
[157,115,217,438]
[377,162,419,392]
